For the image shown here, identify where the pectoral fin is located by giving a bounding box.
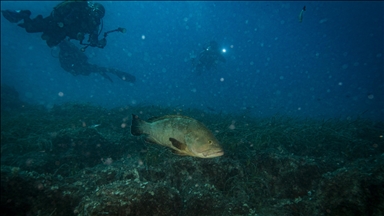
[171,149,189,156]
[144,136,158,144]
[169,138,187,151]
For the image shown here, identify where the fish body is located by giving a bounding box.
[299,6,306,23]
[131,114,224,158]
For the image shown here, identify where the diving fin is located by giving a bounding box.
[2,10,31,23]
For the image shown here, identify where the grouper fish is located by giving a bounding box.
[130,114,224,158]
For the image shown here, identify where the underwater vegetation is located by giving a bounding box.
[1,93,384,215]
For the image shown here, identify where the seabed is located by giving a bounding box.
[1,86,383,216]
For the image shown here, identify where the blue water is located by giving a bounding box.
[1,1,383,120]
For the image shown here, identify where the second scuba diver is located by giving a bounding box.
[191,40,226,75]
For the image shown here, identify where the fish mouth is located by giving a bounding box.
[215,150,224,156]
[203,150,224,158]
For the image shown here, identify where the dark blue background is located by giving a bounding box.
[1,1,383,120]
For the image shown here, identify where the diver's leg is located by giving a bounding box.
[88,65,114,82]
[18,15,48,33]
[1,10,31,23]
[93,66,137,83]
[23,16,66,47]
[105,68,136,83]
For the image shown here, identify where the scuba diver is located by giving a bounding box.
[191,40,226,75]
[58,39,136,83]
[2,0,125,51]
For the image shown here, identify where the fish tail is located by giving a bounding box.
[131,114,146,136]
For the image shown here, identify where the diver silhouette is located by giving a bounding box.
[191,41,226,75]
[2,1,125,51]
[58,40,136,83]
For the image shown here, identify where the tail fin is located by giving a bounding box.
[131,114,145,136]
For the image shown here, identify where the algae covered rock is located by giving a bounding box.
[76,179,182,216]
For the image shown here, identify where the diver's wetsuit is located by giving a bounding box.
[2,1,105,48]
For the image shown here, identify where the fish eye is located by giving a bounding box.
[208,140,213,145]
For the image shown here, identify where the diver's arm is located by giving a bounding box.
[88,31,107,48]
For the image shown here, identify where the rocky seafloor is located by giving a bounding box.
[1,85,383,216]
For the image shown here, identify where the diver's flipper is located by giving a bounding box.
[169,138,187,151]
[2,10,31,23]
